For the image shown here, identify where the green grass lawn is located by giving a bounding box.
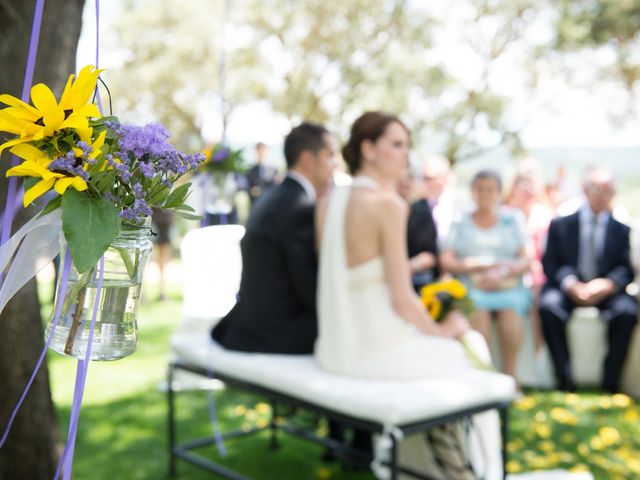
[43,275,640,479]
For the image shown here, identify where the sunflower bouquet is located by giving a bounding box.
[420,279,493,371]
[0,65,204,272]
[420,278,474,322]
[0,65,205,359]
[201,144,246,177]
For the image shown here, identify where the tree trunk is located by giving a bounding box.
[0,1,84,478]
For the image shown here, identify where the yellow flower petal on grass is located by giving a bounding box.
[599,426,621,446]
[506,460,522,473]
[611,394,632,408]
[538,440,554,452]
[570,464,589,472]
[514,396,536,410]
[317,467,332,479]
[533,423,551,439]
[577,443,590,457]
[550,407,578,425]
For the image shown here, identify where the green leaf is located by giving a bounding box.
[174,209,201,221]
[163,183,190,208]
[147,184,170,206]
[61,189,119,273]
[38,195,62,218]
[175,203,195,212]
[93,170,116,193]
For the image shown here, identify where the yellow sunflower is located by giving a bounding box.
[0,65,103,154]
[6,143,88,206]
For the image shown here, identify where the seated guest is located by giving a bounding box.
[504,166,554,357]
[440,169,532,379]
[539,167,637,392]
[395,168,415,203]
[421,154,469,244]
[212,123,335,353]
[406,164,439,290]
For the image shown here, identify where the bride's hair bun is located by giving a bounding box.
[341,141,358,174]
[342,111,409,175]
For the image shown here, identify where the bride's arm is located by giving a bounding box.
[378,194,466,338]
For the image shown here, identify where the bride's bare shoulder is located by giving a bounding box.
[370,190,407,217]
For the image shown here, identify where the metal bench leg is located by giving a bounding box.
[390,433,398,480]
[168,364,177,477]
[500,407,509,480]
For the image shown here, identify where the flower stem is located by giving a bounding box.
[115,246,135,278]
[62,267,95,355]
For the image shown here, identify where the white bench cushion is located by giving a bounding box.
[171,333,516,427]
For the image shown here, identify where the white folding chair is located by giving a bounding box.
[178,225,244,335]
[169,225,244,391]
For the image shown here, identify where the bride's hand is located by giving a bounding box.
[436,310,470,338]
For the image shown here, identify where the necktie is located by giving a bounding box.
[581,215,599,281]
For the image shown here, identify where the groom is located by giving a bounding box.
[211,122,335,353]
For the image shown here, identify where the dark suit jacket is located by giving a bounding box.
[542,210,633,292]
[247,164,278,204]
[211,177,318,353]
[407,199,439,283]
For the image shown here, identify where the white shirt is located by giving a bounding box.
[286,171,316,202]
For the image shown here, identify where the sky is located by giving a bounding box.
[76,0,640,150]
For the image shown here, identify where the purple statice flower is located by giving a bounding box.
[138,160,155,179]
[119,182,152,223]
[212,147,230,162]
[185,152,205,169]
[115,123,172,162]
[49,153,89,180]
[76,141,93,158]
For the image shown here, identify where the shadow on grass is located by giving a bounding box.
[58,387,375,480]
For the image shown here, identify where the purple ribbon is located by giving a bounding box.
[0,0,45,285]
[206,348,228,456]
[0,249,72,447]
[54,256,104,480]
[94,0,104,113]
[54,3,105,478]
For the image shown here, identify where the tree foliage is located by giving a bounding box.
[106,0,640,164]
[556,0,640,90]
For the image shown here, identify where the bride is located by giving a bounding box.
[314,111,504,480]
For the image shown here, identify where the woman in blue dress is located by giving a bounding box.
[440,169,532,379]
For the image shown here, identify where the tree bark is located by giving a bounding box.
[0,1,84,478]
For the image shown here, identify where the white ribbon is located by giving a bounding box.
[0,209,63,316]
[371,424,405,479]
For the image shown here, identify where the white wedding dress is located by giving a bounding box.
[315,177,503,480]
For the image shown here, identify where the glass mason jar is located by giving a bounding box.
[45,219,153,361]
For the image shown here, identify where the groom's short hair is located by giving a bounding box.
[284,122,329,169]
